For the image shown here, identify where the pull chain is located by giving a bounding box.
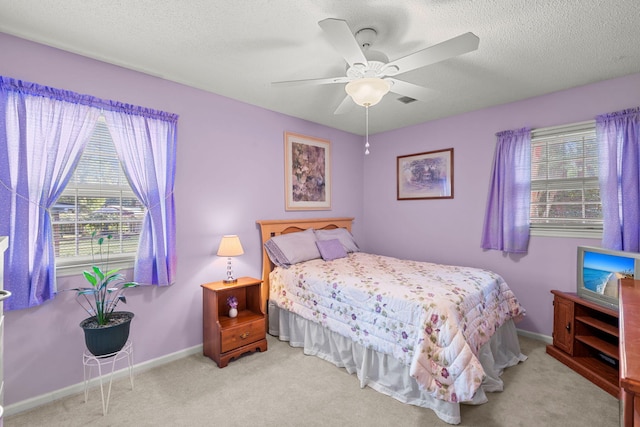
[365,105,370,155]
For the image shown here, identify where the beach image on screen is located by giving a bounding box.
[583,251,635,297]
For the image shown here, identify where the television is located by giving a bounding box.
[577,245,640,311]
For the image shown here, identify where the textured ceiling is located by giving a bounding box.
[0,0,638,135]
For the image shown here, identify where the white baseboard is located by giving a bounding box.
[517,328,552,344]
[4,344,203,417]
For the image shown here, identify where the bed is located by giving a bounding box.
[256,217,526,425]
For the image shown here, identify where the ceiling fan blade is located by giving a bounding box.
[384,32,479,76]
[318,18,368,68]
[333,95,354,115]
[386,78,437,102]
[272,76,352,87]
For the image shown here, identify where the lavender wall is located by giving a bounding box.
[2,29,640,409]
[362,72,640,336]
[0,33,364,406]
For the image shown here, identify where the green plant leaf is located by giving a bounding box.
[82,271,97,286]
[105,268,121,277]
[92,265,105,281]
[104,274,125,285]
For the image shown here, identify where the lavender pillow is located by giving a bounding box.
[316,238,348,261]
[314,228,359,253]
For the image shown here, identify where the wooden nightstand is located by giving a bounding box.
[201,277,267,367]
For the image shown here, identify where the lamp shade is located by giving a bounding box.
[345,77,391,107]
[217,235,244,257]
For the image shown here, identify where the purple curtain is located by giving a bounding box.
[481,128,531,253]
[103,107,178,286]
[1,74,178,309]
[0,76,100,310]
[596,107,640,252]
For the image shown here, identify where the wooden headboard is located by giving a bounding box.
[255,217,354,311]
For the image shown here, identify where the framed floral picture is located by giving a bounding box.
[284,132,331,210]
[397,148,454,200]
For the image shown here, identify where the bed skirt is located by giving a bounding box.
[268,301,527,425]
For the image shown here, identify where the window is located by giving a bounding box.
[52,118,144,273]
[530,121,601,237]
[2,75,177,310]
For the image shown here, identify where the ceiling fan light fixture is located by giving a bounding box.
[345,77,391,107]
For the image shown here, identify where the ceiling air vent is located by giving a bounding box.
[397,96,417,104]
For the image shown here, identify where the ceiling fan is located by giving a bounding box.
[272,18,480,114]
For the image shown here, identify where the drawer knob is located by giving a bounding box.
[240,332,250,339]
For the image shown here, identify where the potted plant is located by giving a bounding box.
[69,232,138,356]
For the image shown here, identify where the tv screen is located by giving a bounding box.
[577,246,640,311]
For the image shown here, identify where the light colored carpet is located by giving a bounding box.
[5,334,619,426]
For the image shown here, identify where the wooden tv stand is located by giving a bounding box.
[546,290,620,397]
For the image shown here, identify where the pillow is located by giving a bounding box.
[314,228,359,253]
[264,228,321,268]
[316,238,348,261]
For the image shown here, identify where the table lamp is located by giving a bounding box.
[217,235,244,284]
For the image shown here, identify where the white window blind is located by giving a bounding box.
[52,118,143,270]
[530,121,602,236]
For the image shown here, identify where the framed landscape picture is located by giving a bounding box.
[397,148,454,200]
[284,132,331,210]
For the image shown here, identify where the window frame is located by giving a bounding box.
[529,120,602,239]
[54,117,142,276]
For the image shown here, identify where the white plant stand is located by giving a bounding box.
[83,340,134,415]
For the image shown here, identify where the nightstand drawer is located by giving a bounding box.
[220,319,265,353]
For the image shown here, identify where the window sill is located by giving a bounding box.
[56,255,135,277]
[530,228,602,239]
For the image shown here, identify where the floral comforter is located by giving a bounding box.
[269,252,525,403]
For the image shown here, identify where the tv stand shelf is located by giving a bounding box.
[546,290,620,397]
[575,335,617,359]
[574,316,619,337]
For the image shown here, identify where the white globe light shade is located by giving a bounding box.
[345,78,391,107]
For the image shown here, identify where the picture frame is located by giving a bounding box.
[284,132,331,211]
[397,148,454,200]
